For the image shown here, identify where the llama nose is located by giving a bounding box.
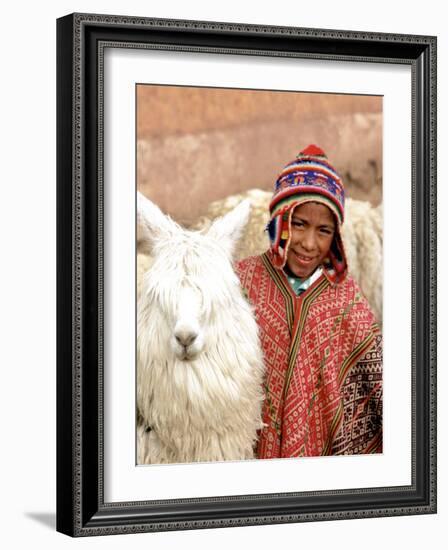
[175,330,198,347]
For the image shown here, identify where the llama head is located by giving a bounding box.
[137,192,251,362]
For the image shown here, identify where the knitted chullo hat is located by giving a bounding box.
[267,144,347,283]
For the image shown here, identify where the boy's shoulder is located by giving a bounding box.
[234,255,267,288]
[235,254,264,272]
[337,273,380,327]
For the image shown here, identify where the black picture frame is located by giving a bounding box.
[56,12,437,537]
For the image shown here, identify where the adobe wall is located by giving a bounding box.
[137,85,382,225]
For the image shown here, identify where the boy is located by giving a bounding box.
[236,145,382,458]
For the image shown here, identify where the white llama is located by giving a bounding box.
[136,192,265,464]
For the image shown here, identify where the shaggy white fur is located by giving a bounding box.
[137,192,265,464]
[342,198,383,324]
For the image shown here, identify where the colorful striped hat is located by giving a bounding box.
[267,145,347,282]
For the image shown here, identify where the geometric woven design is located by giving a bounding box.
[235,252,382,458]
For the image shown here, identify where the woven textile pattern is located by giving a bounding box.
[236,253,382,458]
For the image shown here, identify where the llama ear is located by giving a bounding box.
[207,199,251,257]
[137,192,179,251]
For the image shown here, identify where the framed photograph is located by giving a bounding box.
[56,13,436,536]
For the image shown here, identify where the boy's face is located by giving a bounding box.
[286,202,335,279]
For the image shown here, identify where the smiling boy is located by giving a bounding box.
[236,145,383,458]
[286,202,335,278]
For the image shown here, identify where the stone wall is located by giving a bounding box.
[137,85,382,225]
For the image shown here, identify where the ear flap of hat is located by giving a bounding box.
[267,208,291,269]
[325,230,348,284]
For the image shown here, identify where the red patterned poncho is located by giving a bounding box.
[236,252,382,458]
